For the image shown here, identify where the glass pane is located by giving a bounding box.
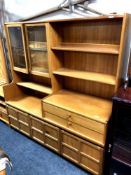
[8,27,26,69]
[27,26,49,73]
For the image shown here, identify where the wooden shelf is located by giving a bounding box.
[52,43,119,54]
[53,68,116,85]
[29,47,47,52]
[31,71,50,78]
[17,82,52,94]
[6,94,42,118]
[43,90,112,124]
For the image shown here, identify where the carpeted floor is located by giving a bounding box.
[0,121,89,175]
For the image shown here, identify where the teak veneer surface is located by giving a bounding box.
[17,82,52,94]
[53,68,116,85]
[52,43,119,54]
[43,90,112,124]
[6,94,42,118]
[0,86,4,97]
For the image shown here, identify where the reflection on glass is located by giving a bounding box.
[8,27,26,68]
[27,26,49,73]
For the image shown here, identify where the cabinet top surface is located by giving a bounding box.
[43,90,112,124]
[5,14,125,25]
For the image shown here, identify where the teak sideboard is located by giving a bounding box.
[2,14,131,175]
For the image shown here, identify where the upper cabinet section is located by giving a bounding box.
[6,24,28,73]
[25,24,49,77]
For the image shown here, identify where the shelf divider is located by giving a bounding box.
[53,68,116,85]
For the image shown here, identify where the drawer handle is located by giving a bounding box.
[67,121,72,126]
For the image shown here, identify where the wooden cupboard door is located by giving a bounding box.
[79,140,104,175]
[30,116,44,144]
[61,131,104,175]
[44,122,60,153]
[25,24,49,77]
[6,24,28,73]
[18,111,30,136]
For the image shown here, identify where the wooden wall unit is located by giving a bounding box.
[3,14,131,175]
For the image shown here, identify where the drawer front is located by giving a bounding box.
[9,116,19,130]
[31,117,44,132]
[62,145,79,163]
[43,103,106,134]
[80,155,100,175]
[44,122,60,153]
[61,131,103,175]
[18,111,29,125]
[32,130,44,144]
[7,106,18,119]
[30,116,44,144]
[62,131,79,150]
[44,112,104,146]
[44,136,60,153]
[1,112,9,123]
[19,123,30,136]
[80,141,103,162]
[44,122,59,139]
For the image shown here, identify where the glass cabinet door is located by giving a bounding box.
[7,25,28,73]
[26,25,49,77]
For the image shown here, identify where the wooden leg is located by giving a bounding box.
[0,170,6,175]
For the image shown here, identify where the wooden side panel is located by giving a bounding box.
[0,36,8,83]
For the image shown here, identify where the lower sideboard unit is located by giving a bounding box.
[6,101,108,175]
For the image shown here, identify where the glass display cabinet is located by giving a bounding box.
[25,24,49,77]
[6,24,28,73]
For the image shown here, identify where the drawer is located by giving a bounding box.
[43,103,106,134]
[62,131,79,150]
[45,112,104,146]
[80,155,100,175]
[19,123,30,136]
[7,106,18,119]
[1,112,9,123]
[44,122,59,139]
[44,136,60,153]
[32,129,44,144]
[9,116,19,130]
[31,117,44,132]
[62,145,79,163]
[18,111,29,125]
[80,140,103,162]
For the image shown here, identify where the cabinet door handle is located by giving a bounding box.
[67,121,72,126]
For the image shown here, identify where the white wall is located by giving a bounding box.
[4,0,131,21]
